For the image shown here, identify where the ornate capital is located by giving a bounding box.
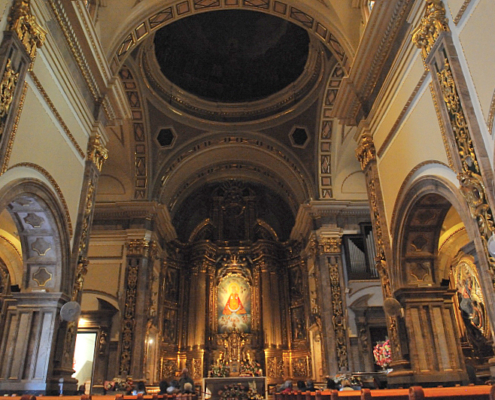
[8,0,46,61]
[412,0,449,60]
[87,134,109,172]
[355,134,376,171]
[126,239,149,257]
[320,237,342,254]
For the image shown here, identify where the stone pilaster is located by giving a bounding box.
[413,0,495,380]
[356,134,412,384]
[118,239,153,379]
[0,0,45,172]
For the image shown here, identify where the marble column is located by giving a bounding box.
[395,287,467,385]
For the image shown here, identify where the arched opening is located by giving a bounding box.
[393,179,493,386]
[0,179,71,394]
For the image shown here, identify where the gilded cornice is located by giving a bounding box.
[331,0,413,124]
[412,0,449,60]
[355,134,376,171]
[8,0,46,61]
[87,133,108,172]
[126,238,150,257]
[45,0,115,121]
[319,237,342,254]
[111,1,349,74]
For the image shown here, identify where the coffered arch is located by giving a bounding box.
[154,133,315,215]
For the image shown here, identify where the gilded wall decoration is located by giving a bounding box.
[412,0,449,60]
[193,358,202,380]
[356,135,401,359]
[435,58,495,285]
[267,357,276,378]
[87,134,109,172]
[8,0,46,61]
[161,359,178,379]
[1,82,27,174]
[78,180,95,256]
[355,134,376,171]
[292,357,308,377]
[0,59,19,134]
[119,256,141,375]
[328,259,348,371]
[320,237,342,254]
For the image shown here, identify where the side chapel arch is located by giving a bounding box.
[391,175,495,384]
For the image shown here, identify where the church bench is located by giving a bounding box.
[361,388,410,399]
[114,394,197,400]
[409,385,495,400]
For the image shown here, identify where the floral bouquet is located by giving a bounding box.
[373,339,391,368]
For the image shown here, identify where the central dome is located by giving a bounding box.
[153,10,310,103]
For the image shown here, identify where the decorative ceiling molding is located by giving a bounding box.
[109,0,350,76]
[154,134,315,211]
[119,65,149,200]
[141,36,325,123]
[331,0,414,125]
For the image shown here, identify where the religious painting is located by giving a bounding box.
[453,257,490,349]
[289,266,303,301]
[291,306,306,341]
[217,275,251,333]
[162,308,177,343]
[165,267,179,303]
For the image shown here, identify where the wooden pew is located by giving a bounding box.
[409,385,495,400]
[361,388,410,400]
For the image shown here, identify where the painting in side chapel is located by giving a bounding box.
[453,258,489,338]
[218,276,251,333]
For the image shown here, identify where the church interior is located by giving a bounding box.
[1,0,495,397]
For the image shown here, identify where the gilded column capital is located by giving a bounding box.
[8,0,46,61]
[87,133,109,172]
[355,134,376,171]
[126,239,149,257]
[319,237,342,254]
[412,0,450,60]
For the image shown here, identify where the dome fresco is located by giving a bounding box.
[153,10,310,103]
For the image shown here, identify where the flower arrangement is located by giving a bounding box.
[209,364,229,377]
[373,339,391,368]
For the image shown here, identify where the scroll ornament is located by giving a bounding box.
[0,59,19,121]
[87,133,109,172]
[8,0,46,60]
[412,0,450,60]
[355,134,376,171]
